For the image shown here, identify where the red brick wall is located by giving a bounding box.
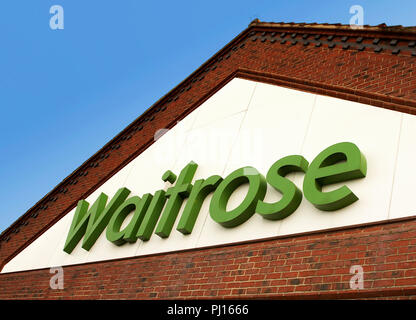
[1,217,416,299]
[1,22,416,299]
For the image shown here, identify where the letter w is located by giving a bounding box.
[63,188,130,253]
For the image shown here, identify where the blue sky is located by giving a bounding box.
[0,0,415,233]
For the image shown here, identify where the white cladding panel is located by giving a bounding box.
[3,77,416,273]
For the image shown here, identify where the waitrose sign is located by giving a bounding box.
[64,142,367,253]
[63,142,367,253]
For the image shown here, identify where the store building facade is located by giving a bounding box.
[1,21,416,299]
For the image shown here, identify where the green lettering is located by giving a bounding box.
[209,167,266,227]
[155,162,198,238]
[137,190,167,241]
[256,155,309,220]
[176,175,223,234]
[106,194,152,245]
[63,187,130,253]
[303,142,367,211]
